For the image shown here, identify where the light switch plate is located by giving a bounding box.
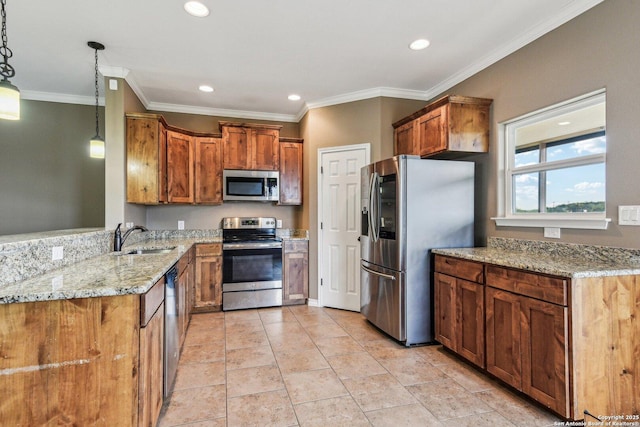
[52,246,64,260]
[619,205,640,225]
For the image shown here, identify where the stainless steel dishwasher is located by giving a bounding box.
[164,265,179,398]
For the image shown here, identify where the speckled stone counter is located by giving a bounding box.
[432,237,640,278]
[0,233,222,304]
[0,228,311,304]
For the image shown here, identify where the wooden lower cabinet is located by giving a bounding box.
[486,286,569,416]
[177,250,193,347]
[139,278,165,427]
[434,256,485,368]
[194,243,223,312]
[283,240,309,305]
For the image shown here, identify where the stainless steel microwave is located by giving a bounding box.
[223,170,279,202]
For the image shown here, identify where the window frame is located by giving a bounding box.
[494,89,611,230]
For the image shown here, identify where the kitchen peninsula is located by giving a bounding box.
[0,228,308,426]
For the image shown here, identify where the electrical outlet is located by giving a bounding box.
[52,246,64,260]
[178,220,185,230]
[619,205,640,225]
[543,227,561,239]
[126,222,134,228]
[276,219,283,228]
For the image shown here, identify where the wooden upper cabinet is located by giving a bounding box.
[195,137,223,204]
[220,121,282,170]
[394,118,419,155]
[279,137,303,206]
[392,95,492,157]
[126,114,167,204]
[166,130,194,203]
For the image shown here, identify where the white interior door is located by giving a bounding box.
[318,144,370,311]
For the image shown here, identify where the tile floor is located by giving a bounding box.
[158,305,563,426]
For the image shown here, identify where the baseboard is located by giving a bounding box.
[307,298,320,307]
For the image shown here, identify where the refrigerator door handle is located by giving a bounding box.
[360,262,396,281]
[368,172,379,242]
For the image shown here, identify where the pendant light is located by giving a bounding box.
[88,41,105,159]
[0,0,19,120]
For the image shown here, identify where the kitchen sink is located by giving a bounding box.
[125,247,176,255]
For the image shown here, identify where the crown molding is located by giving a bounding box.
[305,87,429,111]
[99,66,130,79]
[422,0,605,100]
[145,101,299,123]
[21,90,104,106]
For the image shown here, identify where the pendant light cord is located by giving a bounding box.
[94,46,100,136]
[0,0,16,80]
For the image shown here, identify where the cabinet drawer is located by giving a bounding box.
[435,255,484,283]
[486,265,567,306]
[196,243,222,257]
[141,277,165,327]
[284,240,308,253]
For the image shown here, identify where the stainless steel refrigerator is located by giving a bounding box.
[360,155,474,346]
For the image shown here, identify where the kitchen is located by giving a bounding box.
[1,0,639,425]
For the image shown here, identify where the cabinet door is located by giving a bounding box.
[434,272,456,351]
[178,269,189,347]
[195,137,223,204]
[139,301,164,427]
[167,131,194,203]
[418,106,447,157]
[457,278,485,368]
[283,241,309,305]
[486,287,522,389]
[279,141,303,205]
[127,117,163,204]
[394,119,419,155]
[158,125,168,203]
[223,126,251,169]
[253,128,280,170]
[195,256,223,311]
[521,298,569,417]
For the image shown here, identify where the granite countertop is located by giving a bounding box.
[0,236,221,304]
[433,243,640,279]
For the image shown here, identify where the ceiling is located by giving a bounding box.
[8,0,603,122]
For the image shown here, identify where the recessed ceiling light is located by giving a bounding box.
[409,39,430,50]
[558,121,571,126]
[288,94,301,101]
[199,85,214,93]
[184,1,209,17]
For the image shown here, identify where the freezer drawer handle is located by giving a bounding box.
[360,263,396,281]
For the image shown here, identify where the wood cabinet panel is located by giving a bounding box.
[0,296,139,426]
[435,255,484,283]
[394,119,418,155]
[457,278,485,367]
[222,125,250,170]
[486,287,522,389]
[434,272,456,350]
[195,244,223,312]
[140,276,165,326]
[253,128,280,170]
[167,131,194,203]
[195,137,223,204]
[521,297,569,416]
[279,139,303,205]
[139,301,164,427]
[418,106,447,157]
[283,240,309,305]
[486,265,567,305]
[127,116,166,204]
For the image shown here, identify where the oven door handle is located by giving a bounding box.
[223,242,283,250]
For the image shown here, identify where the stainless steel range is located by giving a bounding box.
[222,217,283,311]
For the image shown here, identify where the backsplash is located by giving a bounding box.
[488,237,640,264]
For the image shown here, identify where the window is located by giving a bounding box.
[494,90,611,229]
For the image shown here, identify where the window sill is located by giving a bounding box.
[492,216,611,230]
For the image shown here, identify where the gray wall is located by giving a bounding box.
[443,0,640,249]
[0,99,105,235]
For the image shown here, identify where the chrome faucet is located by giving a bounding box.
[114,223,149,251]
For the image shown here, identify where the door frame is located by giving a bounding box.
[316,143,371,308]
